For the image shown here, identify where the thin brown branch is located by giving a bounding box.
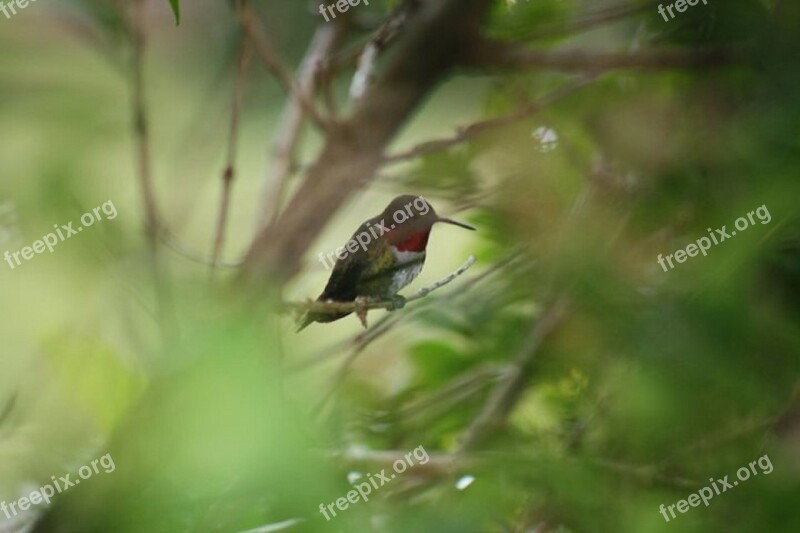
[285,255,476,315]
[128,0,175,345]
[590,458,700,490]
[211,35,252,276]
[523,1,655,42]
[349,0,414,101]
[674,417,777,458]
[396,364,501,423]
[327,0,416,76]
[0,393,16,431]
[675,387,799,459]
[349,42,380,102]
[469,40,747,73]
[162,226,242,268]
[459,297,569,451]
[259,23,346,229]
[130,0,161,241]
[234,1,332,133]
[383,77,592,165]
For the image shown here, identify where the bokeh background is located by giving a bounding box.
[0,0,798,532]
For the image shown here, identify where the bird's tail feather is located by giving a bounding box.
[295,309,351,332]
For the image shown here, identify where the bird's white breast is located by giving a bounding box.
[387,249,425,295]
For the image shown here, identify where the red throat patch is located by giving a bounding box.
[394,230,430,252]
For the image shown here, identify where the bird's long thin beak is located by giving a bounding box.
[436,217,476,231]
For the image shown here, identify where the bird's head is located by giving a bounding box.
[379,195,475,251]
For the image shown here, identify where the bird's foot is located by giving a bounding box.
[387,294,406,311]
[354,296,369,328]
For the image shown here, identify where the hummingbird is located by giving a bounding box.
[297,195,475,331]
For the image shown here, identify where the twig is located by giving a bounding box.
[260,23,345,229]
[349,42,380,101]
[383,77,592,165]
[128,0,175,345]
[469,41,747,72]
[162,226,242,268]
[459,297,569,451]
[284,255,476,315]
[0,393,16,432]
[396,364,502,423]
[678,417,777,458]
[590,457,700,490]
[349,0,415,101]
[515,1,655,42]
[211,34,252,276]
[130,0,161,241]
[235,1,332,133]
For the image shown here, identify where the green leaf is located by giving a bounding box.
[168,0,180,25]
[41,332,147,434]
[409,340,470,386]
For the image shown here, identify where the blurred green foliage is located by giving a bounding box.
[0,0,798,532]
